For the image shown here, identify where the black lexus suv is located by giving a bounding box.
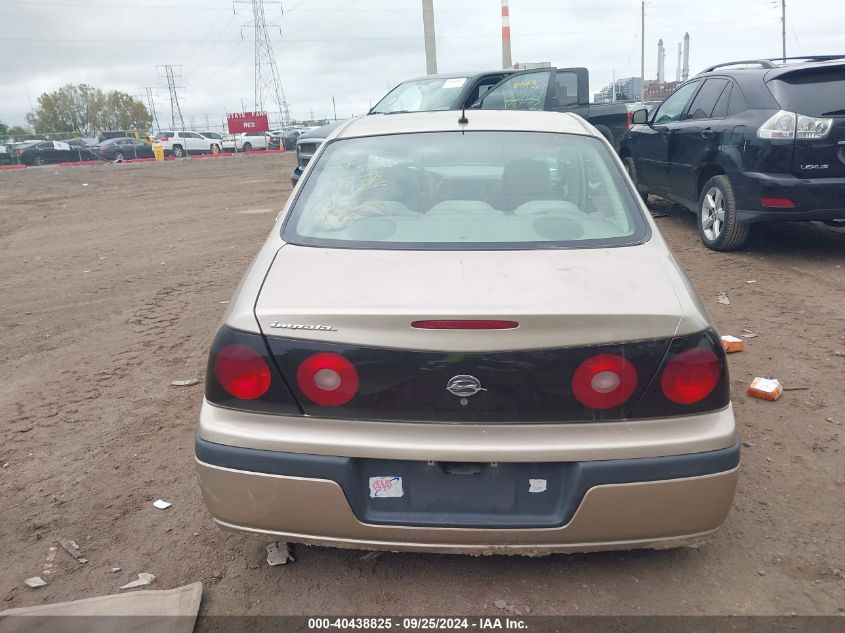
[620,56,845,250]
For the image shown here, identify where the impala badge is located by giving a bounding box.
[270,322,336,331]
[446,375,486,398]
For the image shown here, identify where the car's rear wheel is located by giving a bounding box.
[34,155,45,166]
[114,151,124,162]
[172,145,185,158]
[697,175,749,251]
[242,142,252,152]
[623,156,648,203]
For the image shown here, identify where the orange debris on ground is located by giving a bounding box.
[721,335,745,353]
[747,377,783,401]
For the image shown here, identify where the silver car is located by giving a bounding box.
[196,110,739,555]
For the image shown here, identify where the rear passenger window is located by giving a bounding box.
[556,72,579,107]
[711,84,732,119]
[686,78,729,120]
[727,86,748,116]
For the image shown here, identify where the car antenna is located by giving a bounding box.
[458,106,468,132]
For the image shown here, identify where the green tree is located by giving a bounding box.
[6,125,31,140]
[0,120,8,138]
[26,84,151,135]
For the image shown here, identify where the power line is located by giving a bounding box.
[0,28,640,44]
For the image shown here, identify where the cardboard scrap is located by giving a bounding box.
[748,377,783,401]
[721,335,745,353]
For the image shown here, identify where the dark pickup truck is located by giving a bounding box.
[291,67,630,185]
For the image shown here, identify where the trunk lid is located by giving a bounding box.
[255,244,686,353]
[254,244,704,423]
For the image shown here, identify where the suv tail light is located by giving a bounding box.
[757,109,833,140]
[205,326,302,414]
[159,137,169,142]
[625,110,634,130]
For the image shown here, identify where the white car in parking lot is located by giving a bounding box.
[222,131,271,152]
[153,131,220,157]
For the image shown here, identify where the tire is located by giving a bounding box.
[172,145,185,158]
[623,156,649,203]
[33,155,45,166]
[242,142,252,152]
[114,151,124,162]
[697,175,750,251]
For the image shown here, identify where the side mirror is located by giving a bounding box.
[631,108,649,125]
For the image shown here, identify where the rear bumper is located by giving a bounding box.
[196,445,739,554]
[196,401,739,553]
[733,171,845,222]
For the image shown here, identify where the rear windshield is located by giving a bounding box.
[283,131,648,250]
[768,67,845,116]
[370,77,470,114]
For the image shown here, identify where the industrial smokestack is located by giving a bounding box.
[657,38,665,82]
[501,0,512,69]
[676,43,682,82]
[682,32,690,81]
[422,0,437,75]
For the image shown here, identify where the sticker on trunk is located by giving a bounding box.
[529,479,547,493]
[369,476,404,498]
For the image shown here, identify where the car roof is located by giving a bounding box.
[400,70,514,82]
[334,110,595,139]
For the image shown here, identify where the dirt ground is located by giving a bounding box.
[0,155,843,620]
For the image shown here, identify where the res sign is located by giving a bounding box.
[227,112,270,134]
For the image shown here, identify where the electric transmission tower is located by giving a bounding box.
[236,0,291,126]
[141,87,161,132]
[157,65,186,130]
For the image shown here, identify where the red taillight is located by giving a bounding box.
[214,344,272,400]
[159,137,169,141]
[571,353,638,410]
[411,320,519,330]
[660,347,720,404]
[625,111,634,130]
[296,352,359,406]
[760,197,795,208]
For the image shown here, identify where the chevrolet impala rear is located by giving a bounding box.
[195,110,739,555]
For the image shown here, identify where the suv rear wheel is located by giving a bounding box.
[172,144,185,158]
[242,142,252,152]
[697,175,749,251]
[623,156,648,203]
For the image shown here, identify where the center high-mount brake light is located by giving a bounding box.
[660,347,721,404]
[297,352,359,406]
[411,320,519,330]
[214,344,272,400]
[571,354,638,410]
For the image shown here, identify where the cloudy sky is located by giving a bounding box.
[1,0,843,130]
